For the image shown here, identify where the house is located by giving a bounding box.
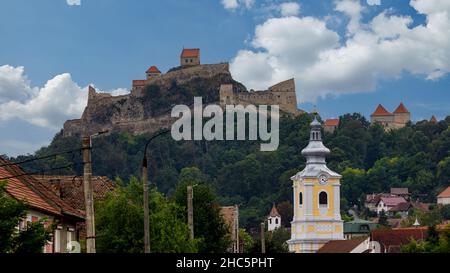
[220,205,240,253]
[371,228,428,253]
[0,157,85,253]
[390,188,410,200]
[344,219,378,240]
[323,119,339,133]
[389,202,412,218]
[180,48,200,67]
[145,66,161,80]
[317,237,375,253]
[376,196,407,215]
[365,194,383,212]
[437,186,450,205]
[267,204,281,232]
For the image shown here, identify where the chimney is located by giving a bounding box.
[50,179,61,198]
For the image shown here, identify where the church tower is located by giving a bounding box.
[287,117,344,253]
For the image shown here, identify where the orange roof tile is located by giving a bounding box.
[146,66,161,74]
[317,237,368,253]
[430,115,438,124]
[181,48,200,58]
[324,119,339,126]
[438,186,450,198]
[394,103,409,114]
[269,204,281,218]
[132,80,146,87]
[371,104,393,116]
[0,157,84,219]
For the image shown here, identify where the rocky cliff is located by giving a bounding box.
[63,63,246,137]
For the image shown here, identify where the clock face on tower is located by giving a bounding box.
[318,174,328,185]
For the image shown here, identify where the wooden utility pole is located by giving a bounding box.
[234,205,239,253]
[187,186,194,240]
[261,222,266,254]
[142,155,150,253]
[82,136,96,253]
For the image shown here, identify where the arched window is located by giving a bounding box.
[275,218,279,225]
[299,192,303,206]
[319,192,328,207]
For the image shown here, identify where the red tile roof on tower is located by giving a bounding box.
[0,157,85,220]
[438,186,450,198]
[372,104,393,116]
[146,66,161,74]
[430,115,438,124]
[132,80,146,87]
[394,103,410,114]
[269,204,281,218]
[324,119,340,127]
[181,48,200,58]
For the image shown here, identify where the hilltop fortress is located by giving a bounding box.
[63,48,302,138]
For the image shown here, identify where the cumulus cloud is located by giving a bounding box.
[279,2,301,17]
[230,0,450,103]
[0,65,128,130]
[66,0,81,6]
[221,0,254,10]
[367,0,381,6]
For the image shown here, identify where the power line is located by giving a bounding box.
[0,162,83,181]
[0,148,83,168]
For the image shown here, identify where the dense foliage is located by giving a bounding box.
[7,113,450,232]
[401,225,450,253]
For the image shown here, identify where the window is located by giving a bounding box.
[299,192,303,206]
[275,218,279,224]
[319,192,328,207]
[269,219,272,224]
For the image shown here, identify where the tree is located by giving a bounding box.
[250,227,290,253]
[0,183,52,253]
[95,177,197,253]
[378,210,389,227]
[174,167,231,253]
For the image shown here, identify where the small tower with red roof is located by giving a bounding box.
[430,115,438,124]
[146,66,161,80]
[371,104,394,128]
[180,48,200,67]
[393,102,411,128]
[267,204,282,232]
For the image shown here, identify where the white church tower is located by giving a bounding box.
[287,117,344,253]
[267,204,282,232]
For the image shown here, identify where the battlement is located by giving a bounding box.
[219,79,301,115]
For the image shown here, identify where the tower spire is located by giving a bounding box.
[301,118,330,165]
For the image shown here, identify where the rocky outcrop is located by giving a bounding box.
[63,63,302,138]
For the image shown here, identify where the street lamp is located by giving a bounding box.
[142,129,170,253]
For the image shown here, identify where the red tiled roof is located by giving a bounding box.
[390,202,411,212]
[181,48,200,58]
[324,119,339,127]
[371,104,393,116]
[32,175,115,211]
[438,186,450,198]
[379,196,407,206]
[132,80,146,87]
[372,228,427,253]
[146,66,161,74]
[430,115,438,124]
[391,188,409,195]
[0,157,84,219]
[269,204,281,218]
[317,237,368,253]
[394,103,409,114]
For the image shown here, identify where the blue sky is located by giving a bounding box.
[0,0,449,156]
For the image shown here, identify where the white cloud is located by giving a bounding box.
[280,2,301,17]
[230,0,450,103]
[66,0,81,6]
[221,0,254,10]
[367,0,381,6]
[0,65,128,130]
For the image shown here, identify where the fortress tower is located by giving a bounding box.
[371,103,411,130]
[287,118,344,253]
